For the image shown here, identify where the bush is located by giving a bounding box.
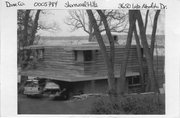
[90,94,165,114]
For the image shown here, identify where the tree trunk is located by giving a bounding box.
[23,10,31,47]
[21,10,31,69]
[30,10,41,45]
[86,10,116,96]
[150,10,160,58]
[117,10,137,95]
[24,10,41,68]
[88,32,93,42]
[97,10,116,96]
[144,10,149,33]
[88,13,94,42]
[133,25,145,91]
[135,10,159,93]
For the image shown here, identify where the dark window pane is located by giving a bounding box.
[84,50,93,61]
[114,36,118,42]
[74,51,77,60]
[133,76,140,84]
[128,77,133,85]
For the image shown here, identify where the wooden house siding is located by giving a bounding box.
[36,47,85,75]
[20,45,143,82]
[19,35,165,95]
[37,46,140,75]
[153,56,165,88]
[20,44,165,89]
[83,46,140,75]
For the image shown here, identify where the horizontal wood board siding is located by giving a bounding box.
[20,46,165,85]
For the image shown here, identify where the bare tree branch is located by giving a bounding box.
[30,10,41,45]
[144,10,149,32]
[65,10,128,41]
[23,10,31,47]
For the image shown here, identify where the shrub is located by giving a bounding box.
[90,97,124,114]
[90,94,165,114]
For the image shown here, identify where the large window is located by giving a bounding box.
[74,50,94,62]
[127,76,140,85]
[83,50,93,61]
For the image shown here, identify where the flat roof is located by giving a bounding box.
[22,43,138,51]
[19,69,139,82]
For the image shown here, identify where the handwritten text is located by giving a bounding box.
[118,2,167,9]
[64,1,98,8]
[34,1,58,7]
[5,1,25,7]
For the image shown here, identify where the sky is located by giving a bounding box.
[37,10,88,36]
[37,10,165,37]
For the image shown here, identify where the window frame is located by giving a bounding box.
[36,48,44,61]
[127,75,141,86]
[74,50,96,63]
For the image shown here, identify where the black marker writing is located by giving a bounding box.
[159,3,167,9]
[34,1,58,7]
[64,1,98,8]
[118,2,167,9]
[142,3,159,9]
[5,1,25,7]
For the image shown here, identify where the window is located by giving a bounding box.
[113,35,118,42]
[128,76,140,85]
[74,50,78,61]
[127,76,142,93]
[133,76,140,84]
[39,49,44,59]
[83,50,93,61]
[74,50,94,62]
[128,77,133,85]
[36,49,44,60]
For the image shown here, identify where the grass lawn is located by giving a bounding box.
[18,93,165,114]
